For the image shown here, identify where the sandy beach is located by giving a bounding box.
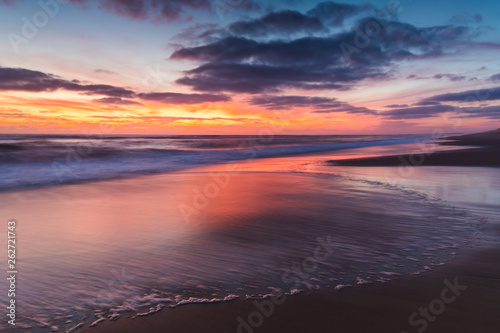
[82,245,500,333]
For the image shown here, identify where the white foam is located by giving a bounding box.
[334,284,352,291]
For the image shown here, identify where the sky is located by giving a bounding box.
[0,0,499,135]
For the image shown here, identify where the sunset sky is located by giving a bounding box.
[1,0,499,134]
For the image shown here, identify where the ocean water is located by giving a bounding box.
[0,135,493,332]
[0,134,421,191]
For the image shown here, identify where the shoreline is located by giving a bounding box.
[82,239,500,333]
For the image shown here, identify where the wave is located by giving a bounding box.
[0,136,427,191]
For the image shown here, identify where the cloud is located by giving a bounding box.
[0,67,135,97]
[385,104,408,108]
[381,105,457,119]
[433,73,466,81]
[228,10,324,37]
[0,66,231,105]
[379,85,500,120]
[170,11,474,94]
[381,101,500,120]
[170,34,389,93]
[306,1,373,26]
[356,19,471,57]
[76,84,136,97]
[423,86,500,103]
[171,23,221,45]
[94,69,119,75]
[460,105,500,119]
[249,95,377,114]
[489,73,500,82]
[138,92,230,104]
[67,0,261,22]
[174,62,369,93]
[406,73,469,82]
[414,100,441,106]
[94,97,141,105]
[173,2,373,44]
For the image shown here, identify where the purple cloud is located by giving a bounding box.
[170,9,474,94]
[0,67,135,97]
[250,95,377,115]
[138,92,230,104]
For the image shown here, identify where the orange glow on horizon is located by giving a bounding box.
[0,90,492,135]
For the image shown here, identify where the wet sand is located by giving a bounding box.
[82,244,500,333]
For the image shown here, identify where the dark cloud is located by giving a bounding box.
[381,105,457,119]
[94,97,141,105]
[75,84,136,98]
[0,66,231,105]
[406,73,469,82]
[306,1,373,26]
[433,73,466,81]
[382,102,500,120]
[354,19,471,58]
[249,95,377,114]
[228,10,324,37]
[0,67,135,97]
[489,73,500,82]
[459,105,500,119]
[250,95,341,110]
[138,92,230,104]
[0,67,62,92]
[170,13,473,94]
[414,100,441,106]
[170,34,390,93]
[423,86,500,103]
[385,104,408,108]
[380,85,500,120]
[174,61,376,93]
[312,106,376,114]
